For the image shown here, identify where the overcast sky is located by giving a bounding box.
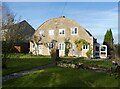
[4,2,118,44]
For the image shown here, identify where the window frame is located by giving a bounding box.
[71,27,78,35]
[83,44,89,50]
[58,43,65,50]
[39,30,44,36]
[59,28,65,35]
[49,30,54,35]
[48,43,53,49]
[33,44,35,48]
[101,47,106,51]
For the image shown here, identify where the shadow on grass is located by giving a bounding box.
[2,57,53,76]
[3,67,119,87]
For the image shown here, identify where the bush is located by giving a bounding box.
[64,38,72,56]
[86,49,92,58]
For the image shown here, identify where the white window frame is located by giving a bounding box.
[58,43,65,50]
[83,44,89,50]
[48,43,53,49]
[71,27,78,35]
[33,44,35,48]
[49,30,54,35]
[39,30,44,36]
[59,28,65,35]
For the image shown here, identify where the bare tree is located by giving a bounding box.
[31,35,42,55]
[2,3,20,68]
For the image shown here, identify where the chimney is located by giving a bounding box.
[59,16,65,18]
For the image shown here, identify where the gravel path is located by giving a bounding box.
[3,63,56,82]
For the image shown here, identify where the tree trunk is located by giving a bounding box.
[2,57,7,69]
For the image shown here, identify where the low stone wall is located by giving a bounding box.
[57,62,110,73]
[57,62,77,68]
[57,63,98,69]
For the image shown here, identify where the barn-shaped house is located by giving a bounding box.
[30,16,107,58]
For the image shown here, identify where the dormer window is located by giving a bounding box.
[59,29,65,35]
[71,27,78,35]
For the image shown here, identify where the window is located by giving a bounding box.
[33,44,35,48]
[39,30,44,35]
[49,30,54,35]
[48,43,53,49]
[59,43,65,50]
[101,52,106,54]
[59,29,65,35]
[71,27,78,35]
[95,53,99,55]
[101,47,106,51]
[95,46,99,51]
[83,44,88,50]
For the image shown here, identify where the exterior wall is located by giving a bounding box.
[30,42,35,54]
[30,42,33,53]
[31,16,94,57]
[42,45,50,55]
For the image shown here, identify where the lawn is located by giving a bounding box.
[3,66,120,87]
[2,54,53,75]
[3,54,116,76]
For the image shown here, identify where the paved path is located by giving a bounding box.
[2,61,112,82]
[3,63,56,82]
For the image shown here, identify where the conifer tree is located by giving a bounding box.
[103,28,114,57]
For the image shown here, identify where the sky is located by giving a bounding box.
[1,0,120,2]
[3,2,118,44]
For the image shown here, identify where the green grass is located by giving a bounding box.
[3,66,120,87]
[73,59,115,68]
[3,54,52,75]
[78,60,116,68]
[3,54,116,76]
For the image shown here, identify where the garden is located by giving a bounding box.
[2,54,120,88]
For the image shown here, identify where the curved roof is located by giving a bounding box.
[33,16,93,38]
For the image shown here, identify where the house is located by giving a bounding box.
[1,20,35,53]
[30,16,107,58]
[94,43,107,59]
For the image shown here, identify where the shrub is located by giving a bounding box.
[64,38,72,56]
[86,49,92,58]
